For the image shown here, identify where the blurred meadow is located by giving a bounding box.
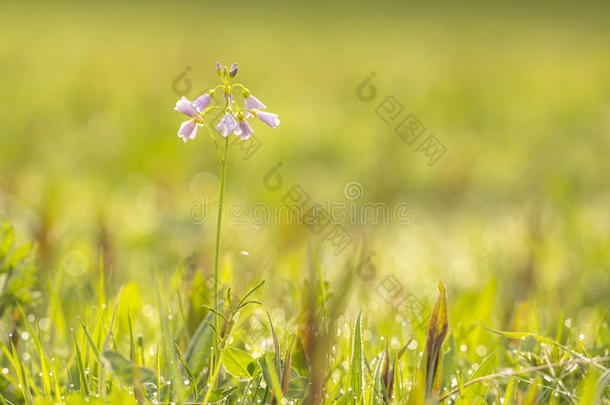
[0,1,609,403]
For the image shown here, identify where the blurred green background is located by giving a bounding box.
[0,1,609,341]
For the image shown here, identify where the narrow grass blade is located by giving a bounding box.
[348,312,365,402]
[425,282,449,399]
[72,332,90,396]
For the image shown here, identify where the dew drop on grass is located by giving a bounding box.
[476,345,487,356]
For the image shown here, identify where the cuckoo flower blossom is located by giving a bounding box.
[174,61,280,144]
[174,96,203,142]
[178,119,199,142]
[253,110,280,129]
[193,94,211,113]
[216,113,242,138]
[237,116,254,140]
[245,95,266,110]
[174,96,198,117]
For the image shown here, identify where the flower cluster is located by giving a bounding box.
[174,62,280,143]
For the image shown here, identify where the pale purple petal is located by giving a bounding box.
[193,94,211,112]
[238,119,254,140]
[174,96,197,117]
[216,113,242,137]
[255,111,280,129]
[215,114,230,137]
[178,119,198,142]
[228,114,242,136]
[229,63,238,77]
[244,95,266,110]
[216,61,222,71]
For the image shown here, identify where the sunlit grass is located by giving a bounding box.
[0,1,609,403]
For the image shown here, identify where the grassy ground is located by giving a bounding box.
[0,1,609,403]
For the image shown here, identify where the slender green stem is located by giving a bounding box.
[212,136,229,362]
[207,80,232,398]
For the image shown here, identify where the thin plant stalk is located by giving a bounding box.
[213,135,229,359]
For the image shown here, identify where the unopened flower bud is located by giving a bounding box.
[229,63,238,77]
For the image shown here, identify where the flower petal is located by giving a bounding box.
[238,119,254,140]
[245,95,266,110]
[174,96,197,117]
[216,113,241,137]
[255,111,280,129]
[193,94,211,112]
[178,119,198,142]
[228,114,242,136]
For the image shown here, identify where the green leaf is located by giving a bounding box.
[459,352,497,404]
[258,352,284,402]
[235,280,265,312]
[184,310,215,377]
[285,376,309,400]
[73,333,89,397]
[485,326,593,363]
[266,309,281,374]
[348,312,365,402]
[222,347,256,379]
[247,359,261,377]
[102,350,155,385]
[425,282,449,399]
[207,386,238,402]
[369,351,386,405]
